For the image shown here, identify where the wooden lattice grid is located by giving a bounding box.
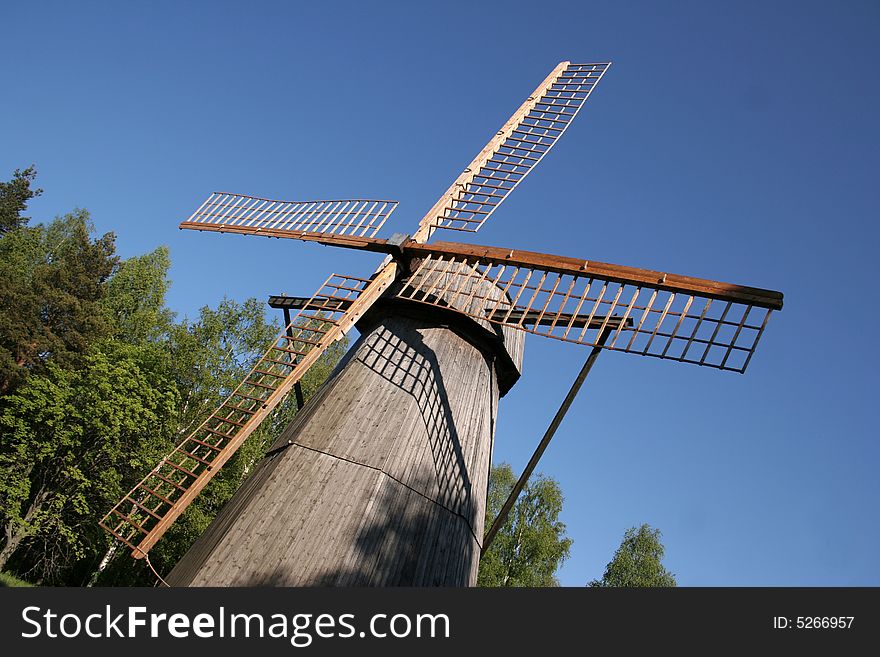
[185,193,398,239]
[399,255,775,373]
[416,62,611,238]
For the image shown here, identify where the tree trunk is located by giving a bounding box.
[87,541,118,586]
[0,529,23,571]
[0,488,46,572]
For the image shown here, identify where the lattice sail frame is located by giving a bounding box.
[184,193,398,239]
[413,61,610,240]
[399,254,777,373]
[99,271,395,556]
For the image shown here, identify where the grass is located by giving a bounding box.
[0,571,33,587]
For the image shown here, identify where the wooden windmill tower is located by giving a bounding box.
[100,61,783,586]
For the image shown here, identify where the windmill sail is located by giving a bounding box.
[180,193,398,242]
[413,61,611,242]
[100,266,398,557]
[398,242,783,373]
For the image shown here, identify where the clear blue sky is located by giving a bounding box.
[3,1,878,586]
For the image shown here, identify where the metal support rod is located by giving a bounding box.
[481,328,611,556]
[282,307,306,409]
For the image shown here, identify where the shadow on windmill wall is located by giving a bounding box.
[314,319,491,586]
[356,320,482,518]
[172,313,496,586]
[252,318,491,586]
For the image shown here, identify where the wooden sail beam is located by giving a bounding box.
[187,225,782,313]
[179,219,394,253]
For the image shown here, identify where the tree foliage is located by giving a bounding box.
[0,347,178,582]
[0,210,117,394]
[478,463,572,587]
[0,167,347,585]
[0,165,41,235]
[100,246,174,344]
[165,298,278,441]
[588,523,676,587]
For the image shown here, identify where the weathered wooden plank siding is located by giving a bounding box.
[167,291,523,587]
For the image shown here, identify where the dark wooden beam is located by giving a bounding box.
[194,219,784,311]
[282,307,305,410]
[268,294,635,330]
[268,295,349,311]
[179,221,394,254]
[403,241,784,311]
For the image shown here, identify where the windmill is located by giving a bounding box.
[100,61,783,586]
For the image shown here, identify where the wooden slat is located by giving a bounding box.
[186,436,224,452]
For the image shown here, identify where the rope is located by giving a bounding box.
[133,546,170,587]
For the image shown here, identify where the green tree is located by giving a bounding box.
[0,209,117,394]
[0,166,42,235]
[478,463,572,587]
[164,298,278,440]
[0,166,350,584]
[0,346,178,582]
[100,246,174,344]
[588,523,676,587]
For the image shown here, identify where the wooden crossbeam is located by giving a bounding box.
[268,293,635,330]
[262,236,784,311]
[179,221,393,253]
